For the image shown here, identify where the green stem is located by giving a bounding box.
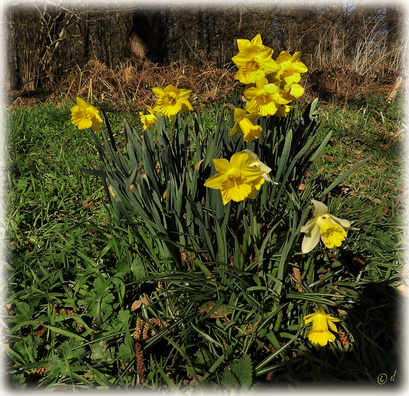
[252,200,260,245]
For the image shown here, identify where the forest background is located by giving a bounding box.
[3,0,407,108]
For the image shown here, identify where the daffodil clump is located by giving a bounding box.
[207,34,307,203]
[71,33,360,356]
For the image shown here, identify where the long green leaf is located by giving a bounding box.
[254,329,302,374]
[42,325,87,342]
[309,131,333,162]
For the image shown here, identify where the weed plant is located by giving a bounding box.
[3,65,406,393]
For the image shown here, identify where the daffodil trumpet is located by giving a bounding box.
[228,109,262,142]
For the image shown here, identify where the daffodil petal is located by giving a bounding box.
[237,39,250,52]
[311,200,328,217]
[328,318,341,332]
[289,84,305,99]
[302,313,315,326]
[178,89,192,99]
[152,87,164,98]
[204,173,226,189]
[301,224,321,254]
[92,117,101,132]
[230,151,249,170]
[181,100,193,111]
[328,214,352,229]
[233,108,248,122]
[246,113,261,122]
[276,51,292,63]
[250,34,263,46]
[229,122,241,137]
[164,85,179,93]
[213,158,232,174]
[300,218,317,234]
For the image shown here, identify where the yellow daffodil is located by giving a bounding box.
[152,85,193,120]
[232,34,279,84]
[244,76,290,117]
[139,105,158,130]
[282,83,305,101]
[275,51,308,91]
[236,34,269,54]
[303,305,343,346]
[228,109,262,142]
[300,200,355,253]
[204,150,269,205]
[266,74,304,102]
[71,97,103,132]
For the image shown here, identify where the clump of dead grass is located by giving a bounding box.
[62,52,239,112]
[6,50,404,111]
[302,65,400,104]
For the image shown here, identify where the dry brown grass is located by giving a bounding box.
[302,65,399,104]
[6,51,402,110]
[60,52,239,112]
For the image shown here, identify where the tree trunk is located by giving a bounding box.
[129,7,164,65]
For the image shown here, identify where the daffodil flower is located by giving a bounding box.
[244,76,290,117]
[139,105,158,130]
[228,109,262,142]
[152,85,193,120]
[266,75,304,102]
[204,150,270,205]
[300,200,355,253]
[282,83,305,101]
[274,51,308,91]
[303,305,343,346]
[71,97,103,132]
[232,34,279,84]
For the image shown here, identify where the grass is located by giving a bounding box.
[309,94,405,207]
[2,92,406,391]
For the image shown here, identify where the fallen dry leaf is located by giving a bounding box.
[131,294,150,311]
[225,103,236,111]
